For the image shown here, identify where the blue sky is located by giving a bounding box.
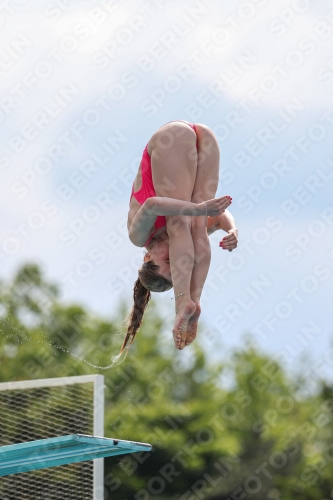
[1,0,333,382]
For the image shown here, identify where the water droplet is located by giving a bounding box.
[0,316,126,370]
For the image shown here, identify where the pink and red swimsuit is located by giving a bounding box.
[130,121,198,247]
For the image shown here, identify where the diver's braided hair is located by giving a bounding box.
[120,260,172,353]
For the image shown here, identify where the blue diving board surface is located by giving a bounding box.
[0,434,152,476]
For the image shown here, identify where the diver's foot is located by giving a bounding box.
[173,300,196,350]
[185,302,201,346]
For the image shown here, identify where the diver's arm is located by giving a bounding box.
[128,198,206,247]
[207,209,238,251]
[129,197,231,246]
[207,209,237,234]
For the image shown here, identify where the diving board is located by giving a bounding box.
[0,434,152,477]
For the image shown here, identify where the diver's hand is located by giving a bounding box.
[198,196,232,217]
[219,228,238,252]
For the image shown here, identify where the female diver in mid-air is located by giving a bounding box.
[123,120,238,353]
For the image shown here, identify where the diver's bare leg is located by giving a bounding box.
[150,122,198,349]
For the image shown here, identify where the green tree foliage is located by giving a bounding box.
[0,263,333,499]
